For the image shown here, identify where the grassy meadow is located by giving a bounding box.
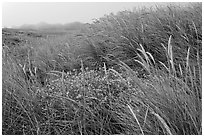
[2,3,202,135]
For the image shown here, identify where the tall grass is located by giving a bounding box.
[2,2,201,135]
[118,39,202,135]
[88,3,201,71]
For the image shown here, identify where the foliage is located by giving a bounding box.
[2,3,202,135]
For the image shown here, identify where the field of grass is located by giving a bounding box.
[2,3,202,135]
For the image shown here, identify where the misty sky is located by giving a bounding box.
[2,2,187,27]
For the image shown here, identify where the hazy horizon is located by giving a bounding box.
[3,2,189,28]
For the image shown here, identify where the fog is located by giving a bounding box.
[2,2,189,28]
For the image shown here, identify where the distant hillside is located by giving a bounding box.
[16,22,85,31]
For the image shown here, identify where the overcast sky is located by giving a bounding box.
[2,2,188,28]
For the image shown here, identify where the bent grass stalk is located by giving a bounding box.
[135,43,156,75]
[142,104,149,128]
[127,104,144,135]
[150,110,172,135]
[167,35,175,74]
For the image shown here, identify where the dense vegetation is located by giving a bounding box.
[2,3,202,135]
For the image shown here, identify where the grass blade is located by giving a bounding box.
[150,111,172,135]
[127,104,144,135]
